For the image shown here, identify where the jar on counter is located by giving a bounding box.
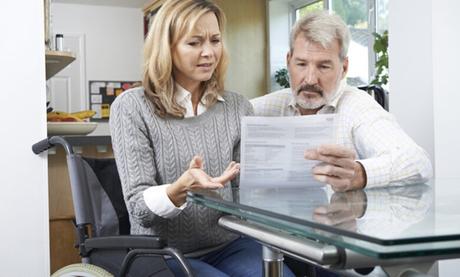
[55,34,64,51]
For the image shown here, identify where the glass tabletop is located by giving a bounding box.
[187,178,460,259]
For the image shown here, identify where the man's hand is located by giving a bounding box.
[313,191,366,231]
[304,144,367,191]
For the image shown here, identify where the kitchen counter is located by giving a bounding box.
[63,135,111,146]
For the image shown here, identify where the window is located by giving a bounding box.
[292,0,388,86]
[296,1,323,19]
[376,0,389,33]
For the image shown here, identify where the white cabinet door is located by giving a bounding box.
[48,34,87,113]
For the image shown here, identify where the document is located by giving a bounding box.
[240,114,336,187]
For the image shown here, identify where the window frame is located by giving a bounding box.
[289,0,380,85]
[289,0,328,29]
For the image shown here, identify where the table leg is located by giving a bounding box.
[263,245,284,277]
[382,262,435,277]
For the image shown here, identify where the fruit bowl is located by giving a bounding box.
[47,122,98,136]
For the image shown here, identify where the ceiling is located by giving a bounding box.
[53,0,148,8]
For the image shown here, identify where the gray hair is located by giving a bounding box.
[290,11,350,61]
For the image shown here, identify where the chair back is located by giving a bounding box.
[358,84,389,111]
[82,157,130,236]
[70,155,130,237]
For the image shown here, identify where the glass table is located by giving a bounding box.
[187,178,460,276]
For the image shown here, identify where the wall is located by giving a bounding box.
[432,0,460,274]
[52,3,144,81]
[432,0,460,179]
[214,0,268,99]
[52,3,144,135]
[388,0,434,163]
[390,0,460,275]
[0,0,49,276]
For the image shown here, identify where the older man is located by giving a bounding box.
[251,11,432,191]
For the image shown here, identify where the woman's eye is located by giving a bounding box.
[188,41,199,46]
[211,39,221,44]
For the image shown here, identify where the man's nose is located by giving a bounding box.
[304,67,319,85]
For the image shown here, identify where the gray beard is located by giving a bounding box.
[296,97,327,110]
[294,82,342,110]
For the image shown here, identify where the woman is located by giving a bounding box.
[110,0,294,276]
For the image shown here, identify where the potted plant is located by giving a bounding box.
[274,68,290,88]
[371,30,388,86]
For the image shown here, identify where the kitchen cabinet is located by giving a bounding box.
[45,50,75,80]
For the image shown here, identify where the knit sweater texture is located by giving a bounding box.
[110,87,253,255]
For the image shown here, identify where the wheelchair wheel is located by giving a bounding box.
[51,263,113,277]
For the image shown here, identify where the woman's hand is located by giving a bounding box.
[167,156,240,206]
[188,156,240,189]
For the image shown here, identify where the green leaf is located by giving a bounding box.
[274,68,290,88]
[371,29,389,87]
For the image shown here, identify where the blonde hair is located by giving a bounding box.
[290,11,350,61]
[143,0,228,118]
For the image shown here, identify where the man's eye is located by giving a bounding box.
[319,65,331,70]
[296,63,306,67]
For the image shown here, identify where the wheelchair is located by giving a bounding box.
[32,136,194,277]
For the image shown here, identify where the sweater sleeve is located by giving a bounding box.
[109,92,168,227]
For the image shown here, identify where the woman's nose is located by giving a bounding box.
[201,42,213,57]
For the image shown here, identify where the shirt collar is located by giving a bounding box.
[175,83,191,104]
[287,79,347,114]
[175,83,225,104]
[326,79,346,109]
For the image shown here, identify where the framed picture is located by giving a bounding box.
[88,80,140,121]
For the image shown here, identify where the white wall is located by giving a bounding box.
[432,0,460,274]
[389,1,460,176]
[390,0,460,275]
[0,1,49,276]
[388,0,434,162]
[52,3,144,135]
[432,0,460,179]
[52,3,144,81]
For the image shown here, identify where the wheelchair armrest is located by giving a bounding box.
[85,235,165,250]
[85,236,194,276]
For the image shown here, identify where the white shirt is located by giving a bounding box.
[143,84,225,218]
[250,81,433,187]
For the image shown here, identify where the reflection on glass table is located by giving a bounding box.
[188,179,460,276]
[313,185,431,240]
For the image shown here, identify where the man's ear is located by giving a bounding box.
[341,57,349,79]
[286,51,292,67]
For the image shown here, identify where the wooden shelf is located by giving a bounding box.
[46,50,75,80]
